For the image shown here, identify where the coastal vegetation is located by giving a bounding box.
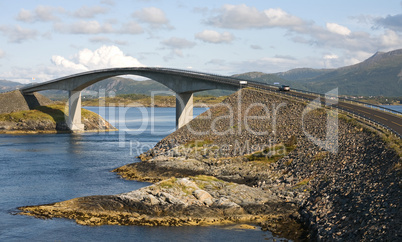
[0,104,115,133]
[81,94,227,107]
[0,104,97,124]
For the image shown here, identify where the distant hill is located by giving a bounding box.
[0,80,23,92]
[240,49,402,96]
[83,77,234,97]
[232,72,286,83]
[275,68,333,81]
[299,49,402,96]
[85,77,171,95]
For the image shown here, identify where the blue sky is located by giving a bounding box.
[1,0,402,83]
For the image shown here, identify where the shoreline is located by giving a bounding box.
[0,128,118,135]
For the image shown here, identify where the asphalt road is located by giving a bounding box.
[248,83,402,137]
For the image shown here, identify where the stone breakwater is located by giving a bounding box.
[20,89,401,241]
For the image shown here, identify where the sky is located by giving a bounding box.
[1,0,402,84]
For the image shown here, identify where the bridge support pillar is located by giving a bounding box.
[68,90,85,131]
[176,92,193,129]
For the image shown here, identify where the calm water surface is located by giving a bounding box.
[380,105,402,112]
[0,107,283,241]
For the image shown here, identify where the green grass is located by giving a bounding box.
[82,94,228,107]
[184,139,213,148]
[0,104,66,123]
[158,177,177,189]
[246,136,297,164]
[192,175,227,190]
[0,104,101,124]
[246,153,283,163]
[192,175,222,182]
[292,177,312,190]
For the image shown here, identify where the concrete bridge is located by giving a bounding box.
[20,67,242,131]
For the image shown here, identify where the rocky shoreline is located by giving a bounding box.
[19,89,401,241]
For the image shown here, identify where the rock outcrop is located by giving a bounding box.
[0,90,53,114]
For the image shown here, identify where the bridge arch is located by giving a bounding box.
[20,67,242,131]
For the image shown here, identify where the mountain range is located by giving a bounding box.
[236,49,402,96]
[1,49,401,97]
[0,80,23,92]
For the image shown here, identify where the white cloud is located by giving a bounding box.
[380,30,402,48]
[375,13,402,32]
[52,45,145,71]
[263,8,305,27]
[0,49,5,58]
[133,7,172,28]
[51,55,88,72]
[205,3,402,66]
[16,9,33,22]
[206,4,305,29]
[89,36,127,45]
[250,44,262,50]
[289,20,402,58]
[101,0,115,6]
[54,20,114,34]
[195,30,234,43]
[16,6,64,23]
[120,21,144,34]
[54,20,144,35]
[0,25,38,43]
[0,46,145,83]
[324,54,339,60]
[161,37,196,61]
[162,37,196,49]
[227,56,301,74]
[326,23,351,36]
[73,6,108,18]
[1,66,55,84]
[323,54,339,68]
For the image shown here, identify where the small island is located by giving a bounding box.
[0,90,115,133]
